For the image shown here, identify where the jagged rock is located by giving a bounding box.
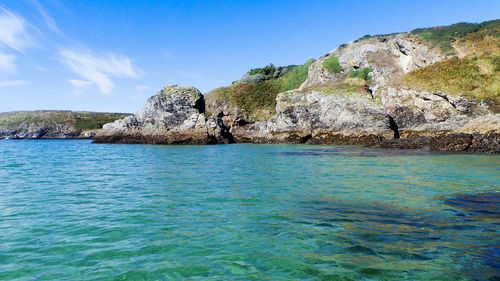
[92,27,499,153]
[221,89,395,144]
[378,87,490,134]
[302,34,446,90]
[93,85,233,144]
[267,90,394,140]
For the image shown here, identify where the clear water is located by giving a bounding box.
[0,140,499,280]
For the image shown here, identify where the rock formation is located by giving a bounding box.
[94,20,500,153]
[93,86,233,144]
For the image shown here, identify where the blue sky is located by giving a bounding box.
[0,0,499,113]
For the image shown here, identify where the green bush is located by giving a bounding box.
[348,67,373,81]
[322,55,343,74]
[249,64,277,76]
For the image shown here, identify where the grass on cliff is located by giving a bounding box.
[403,56,500,111]
[322,54,342,74]
[403,26,500,111]
[348,67,372,81]
[208,59,315,118]
[0,111,131,131]
[411,19,500,53]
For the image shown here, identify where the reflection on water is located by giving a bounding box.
[0,140,499,280]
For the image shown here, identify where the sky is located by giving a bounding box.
[0,0,499,113]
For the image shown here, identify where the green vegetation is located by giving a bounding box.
[159,86,201,100]
[208,58,315,118]
[279,59,315,91]
[404,25,500,111]
[403,56,500,111]
[411,19,500,53]
[208,81,281,119]
[314,82,367,96]
[0,111,131,131]
[322,55,343,74]
[348,67,373,81]
[494,57,500,72]
[249,64,278,76]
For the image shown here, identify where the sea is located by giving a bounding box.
[0,140,499,280]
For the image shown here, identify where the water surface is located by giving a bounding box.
[0,140,499,280]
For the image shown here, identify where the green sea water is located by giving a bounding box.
[0,140,499,280]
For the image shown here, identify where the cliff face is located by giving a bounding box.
[97,20,500,152]
[93,86,233,144]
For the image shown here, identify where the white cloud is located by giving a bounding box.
[136,84,149,92]
[69,79,92,95]
[0,8,33,52]
[61,49,142,94]
[0,53,17,74]
[0,80,26,87]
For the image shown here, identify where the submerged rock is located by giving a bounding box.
[93,86,233,144]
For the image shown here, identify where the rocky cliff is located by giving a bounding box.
[97,20,500,153]
[0,111,130,139]
[93,86,233,144]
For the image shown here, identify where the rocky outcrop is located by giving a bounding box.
[301,34,445,90]
[0,124,92,139]
[94,25,499,153]
[93,86,233,144]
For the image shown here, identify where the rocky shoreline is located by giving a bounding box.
[10,21,500,153]
[0,111,130,140]
[0,124,96,139]
[92,85,500,154]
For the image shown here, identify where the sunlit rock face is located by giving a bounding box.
[93,85,233,144]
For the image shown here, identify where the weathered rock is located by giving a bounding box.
[92,29,499,153]
[265,90,395,141]
[220,89,396,144]
[93,85,233,144]
[457,114,500,134]
[378,87,490,134]
[302,34,445,89]
[367,132,500,153]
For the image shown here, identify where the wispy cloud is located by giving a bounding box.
[68,79,92,96]
[61,49,142,94]
[0,80,26,87]
[136,84,150,92]
[29,0,60,34]
[0,8,33,52]
[0,53,17,74]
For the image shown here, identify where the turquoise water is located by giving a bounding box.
[0,140,499,280]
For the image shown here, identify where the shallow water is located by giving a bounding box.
[0,140,499,280]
